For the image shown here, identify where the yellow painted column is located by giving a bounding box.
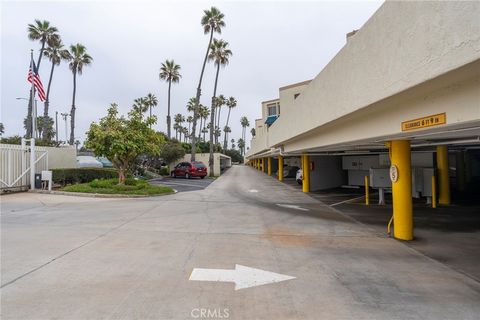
[261,158,265,173]
[437,146,451,205]
[390,140,413,241]
[302,154,310,193]
[267,157,272,176]
[456,151,465,192]
[278,156,284,182]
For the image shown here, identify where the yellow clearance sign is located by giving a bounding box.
[401,113,446,131]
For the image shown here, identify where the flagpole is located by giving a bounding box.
[30,49,36,140]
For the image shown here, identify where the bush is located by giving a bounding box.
[61,178,173,195]
[53,168,118,186]
[159,166,170,176]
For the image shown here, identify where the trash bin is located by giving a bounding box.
[35,173,42,189]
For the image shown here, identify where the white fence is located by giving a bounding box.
[0,142,48,191]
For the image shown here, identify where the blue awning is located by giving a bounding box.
[265,115,278,126]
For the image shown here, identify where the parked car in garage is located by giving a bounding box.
[76,156,103,168]
[296,168,303,185]
[171,161,207,179]
[276,165,300,178]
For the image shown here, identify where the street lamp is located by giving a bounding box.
[60,113,70,144]
[16,97,38,139]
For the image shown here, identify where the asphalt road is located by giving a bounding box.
[150,176,214,193]
[1,166,479,319]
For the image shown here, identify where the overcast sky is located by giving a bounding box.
[1,0,383,148]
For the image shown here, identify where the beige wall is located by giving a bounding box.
[247,1,480,158]
[41,146,77,169]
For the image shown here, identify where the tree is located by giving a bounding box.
[187,116,193,139]
[160,139,185,165]
[159,59,181,138]
[0,123,4,136]
[85,103,164,184]
[223,96,237,150]
[174,114,185,140]
[67,43,92,145]
[26,19,59,138]
[250,128,256,137]
[231,138,235,149]
[240,116,250,144]
[133,97,148,113]
[145,93,158,121]
[237,138,245,156]
[42,37,69,141]
[198,105,210,141]
[208,38,232,176]
[191,6,225,162]
[224,148,243,163]
[215,94,226,143]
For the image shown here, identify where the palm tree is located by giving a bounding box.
[223,96,237,150]
[187,116,193,141]
[223,126,231,150]
[215,94,226,138]
[182,127,189,143]
[67,43,93,145]
[145,93,158,120]
[208,38,232,176]
[133,97,149,113]
[42,37,69,141]
[174,113,185,140]
[198,105,209,141]
[191,6,225,162]
[159,59,181,139]
[173,123,180,140]
[231,138,235,149]
[240,116,250,147]
[238,138,245,156]
[26,19,59,138]
[250,128,256,137]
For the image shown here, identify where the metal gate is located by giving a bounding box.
[0,139,48,192]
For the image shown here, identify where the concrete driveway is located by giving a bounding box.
[150,176,214,193]
[1,166,479,319]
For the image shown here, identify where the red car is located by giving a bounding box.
[171,161,208,179]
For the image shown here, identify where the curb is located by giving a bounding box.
[30,189,178,199]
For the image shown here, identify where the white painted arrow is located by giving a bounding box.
[277,204,309,211]
[189,264,295,290]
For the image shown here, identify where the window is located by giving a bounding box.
[267,103,277,116]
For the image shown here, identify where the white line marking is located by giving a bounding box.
[248,189,259,193]
[277,204,309,211]
[189,264,295,290]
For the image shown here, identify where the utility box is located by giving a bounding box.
[369,168,391,188]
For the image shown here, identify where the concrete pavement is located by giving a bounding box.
[1,165,479,319]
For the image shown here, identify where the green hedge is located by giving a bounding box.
[52,168,118,186]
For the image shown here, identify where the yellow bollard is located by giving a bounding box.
[437,146,451,205]
[390,140,413,241]
[365,175,370,205]
[432,175,437,209]
[278,156,284,182]
[302,154,310,193]
[267,157,272,176]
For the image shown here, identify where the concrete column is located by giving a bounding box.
[465,151,472,184]
[390,140,413,241]
[437,146,451,205]
[267,157,272,176]
[302,154,310,193]
[456,151,465,192]
[278,156,284,182]
[262,158,265,173]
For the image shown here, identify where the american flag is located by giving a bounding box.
[27,60,46,102]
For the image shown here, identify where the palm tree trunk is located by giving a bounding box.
[191,29,214,162]
[167,80,172,138]
[198,117,202,141]
[223,107,231,150]
[208,64,220,176]
[36,40,46,70]
[69,70,77,145]
[43,61,55,140]
[216,107,222,144]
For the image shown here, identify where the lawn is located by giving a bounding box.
[61,178,174,196]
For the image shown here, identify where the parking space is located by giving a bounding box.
[149,176,214,193]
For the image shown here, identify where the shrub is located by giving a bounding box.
[53,168,118,186]
[159,166,170,176]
